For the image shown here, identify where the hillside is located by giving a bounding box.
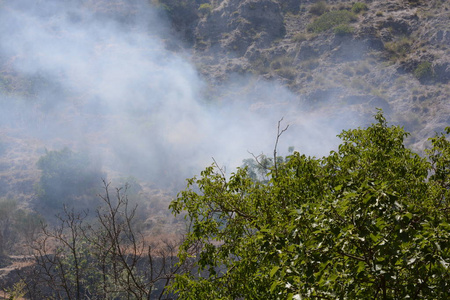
[0,0,449,297]
[161,0,449,149]
[0,0,447,212]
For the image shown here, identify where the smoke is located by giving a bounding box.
[0,0,358,188]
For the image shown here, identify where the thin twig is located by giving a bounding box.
[274,117,289,178]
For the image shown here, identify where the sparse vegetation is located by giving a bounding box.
[24,182,192,299]
[198,3,212,16]
[414,61,434,81]
[385,36,413,59]
[350,77,372,92]
[354,61,371,75]
[334,24,354,36]
[292,32,308,43]
[0,198,43,255]
[270,56,297,80]
[309,1,328,16]
[351,2,369,14]
[307,10,357,33]
[300,58,320,71]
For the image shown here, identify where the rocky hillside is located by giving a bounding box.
[159,0,450,150]
[0,0,448,207]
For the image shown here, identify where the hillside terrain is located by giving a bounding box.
[160,0,449,149]
[0,0,449,297]
[0,0,448,201]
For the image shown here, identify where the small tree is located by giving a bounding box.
[28,181,194,299]
[414,61,434,82]
[35,148,104,211]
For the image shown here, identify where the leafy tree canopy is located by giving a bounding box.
[169,111,450,299]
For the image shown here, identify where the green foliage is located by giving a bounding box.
[36,148,104,209]
[307,10,357,33]
[4,279,27,300]
[309,1,328,16]
[414,61,434,82]
[334,24,354,36]
[169,111,450,299]
[351,2,368,14]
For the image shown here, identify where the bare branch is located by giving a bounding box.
[274,117,289,177]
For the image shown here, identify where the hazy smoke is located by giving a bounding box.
[0,0,359,188]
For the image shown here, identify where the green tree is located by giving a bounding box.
[169,111,450,299]
[36,148,104,210]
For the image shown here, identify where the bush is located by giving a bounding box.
[309,1,328,16]
[292,32,308,43]
[307,10,357,33]
[351,2,368,13]
[269,56,297,80]
[385,37,412,58]
[414,61,434,81]
[334,24,354,36]
[36,148,104,209]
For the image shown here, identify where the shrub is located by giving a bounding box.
[351,2,368,14]
[385,37,412,58]
[292,32,308,43]
[309,1,328,16]
[334,24,354,36]
[36,148,104,209]
[270,56,297,80]
[414,61,434,81]
[307,10,357,33]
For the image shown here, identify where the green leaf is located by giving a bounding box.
[270,266,280,278]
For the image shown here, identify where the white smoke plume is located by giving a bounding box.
[0,0,359,188]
